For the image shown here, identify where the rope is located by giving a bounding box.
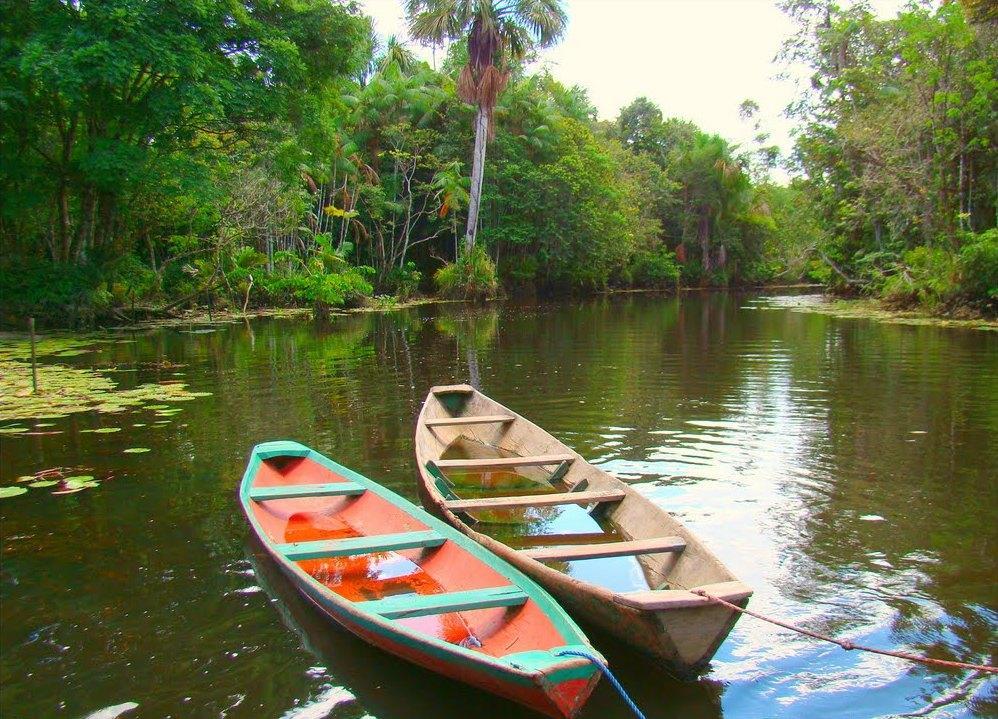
[692,589,998,674]
[556,648,647,719]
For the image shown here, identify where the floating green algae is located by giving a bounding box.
[0,336,101,362]
[0,360,212,422]
[753,295,998,331]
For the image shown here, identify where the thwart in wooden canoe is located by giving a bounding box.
[415,386,752,675]
[240,441,602,719]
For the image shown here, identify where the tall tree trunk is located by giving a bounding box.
[57,183,72,262]
[465,105,489,254]
[94,191,117,253]
[698,207,711,273]
[77,185,98,261]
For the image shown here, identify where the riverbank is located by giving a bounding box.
[7,284,994,333]
[762,294,997,331]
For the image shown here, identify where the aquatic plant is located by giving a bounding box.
[0,360,211,422]
[0,466,107,499]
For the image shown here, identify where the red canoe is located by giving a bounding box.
[240,441,602,718]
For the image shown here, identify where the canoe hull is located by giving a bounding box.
[241,442,601,719]
[259,535,598,719]
[415,387,751,675]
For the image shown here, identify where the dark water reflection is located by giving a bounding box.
[1,293,995,718]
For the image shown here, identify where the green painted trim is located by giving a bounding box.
[249,482,365,501]
[425,461,480,527]
[239,440,601,684]
[359,586,528,619]
[254,440,310,460]
[425,460,454,487]
[504,644,596,678]
[275,530,444,560]
[425,461,458,498]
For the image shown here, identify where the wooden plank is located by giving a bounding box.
[613,581,753,611]
[358,586,528,619]
[424,414,515,427]
[275,530,444,561]
[249,482,365,501]
[431,384,475,394]
[521,536,686,562]
[443,489,624,512]
[435,454,575,470]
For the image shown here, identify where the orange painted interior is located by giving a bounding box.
[250,456,568,656]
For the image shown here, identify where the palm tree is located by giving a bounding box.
[377,35,417,75]
[405,0,568,254]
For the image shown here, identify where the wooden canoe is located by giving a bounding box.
[240,441,602,719]
[415,386,752,675]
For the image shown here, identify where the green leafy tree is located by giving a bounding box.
[0,0,369,263]
[781,0,997,307]
[405,0,568,254]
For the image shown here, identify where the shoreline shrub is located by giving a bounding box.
[434,246,499,300]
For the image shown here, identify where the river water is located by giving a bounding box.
[1,293,995,719]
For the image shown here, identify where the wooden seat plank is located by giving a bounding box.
[249,482,365,501]
[435,454,575,470]
[443,489,624,512]
[424,414,516,427]
[275,530,444,561]
[521,536,686,562]
[359,586,528,619]
[613,581,753,611]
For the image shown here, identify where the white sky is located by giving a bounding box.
[358,0,910,177]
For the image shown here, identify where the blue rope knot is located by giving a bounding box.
[555,648,647,719]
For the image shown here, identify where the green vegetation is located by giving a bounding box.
[0,336,211,422]
[782,0,997,315]
[0,0,994,327]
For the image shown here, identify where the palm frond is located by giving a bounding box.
[457,65,477,103]
[513,0,568,45]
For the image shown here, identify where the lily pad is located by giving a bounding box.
[123,447,150,454]
[65,478,99,489]
[28,480,59,488]
[0,358,214,422]
[0,486,28,499]
[0,426,28,434]
[83,427,121,434]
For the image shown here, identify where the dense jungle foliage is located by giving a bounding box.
[0,0,994,327]
[782,0,997,314]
